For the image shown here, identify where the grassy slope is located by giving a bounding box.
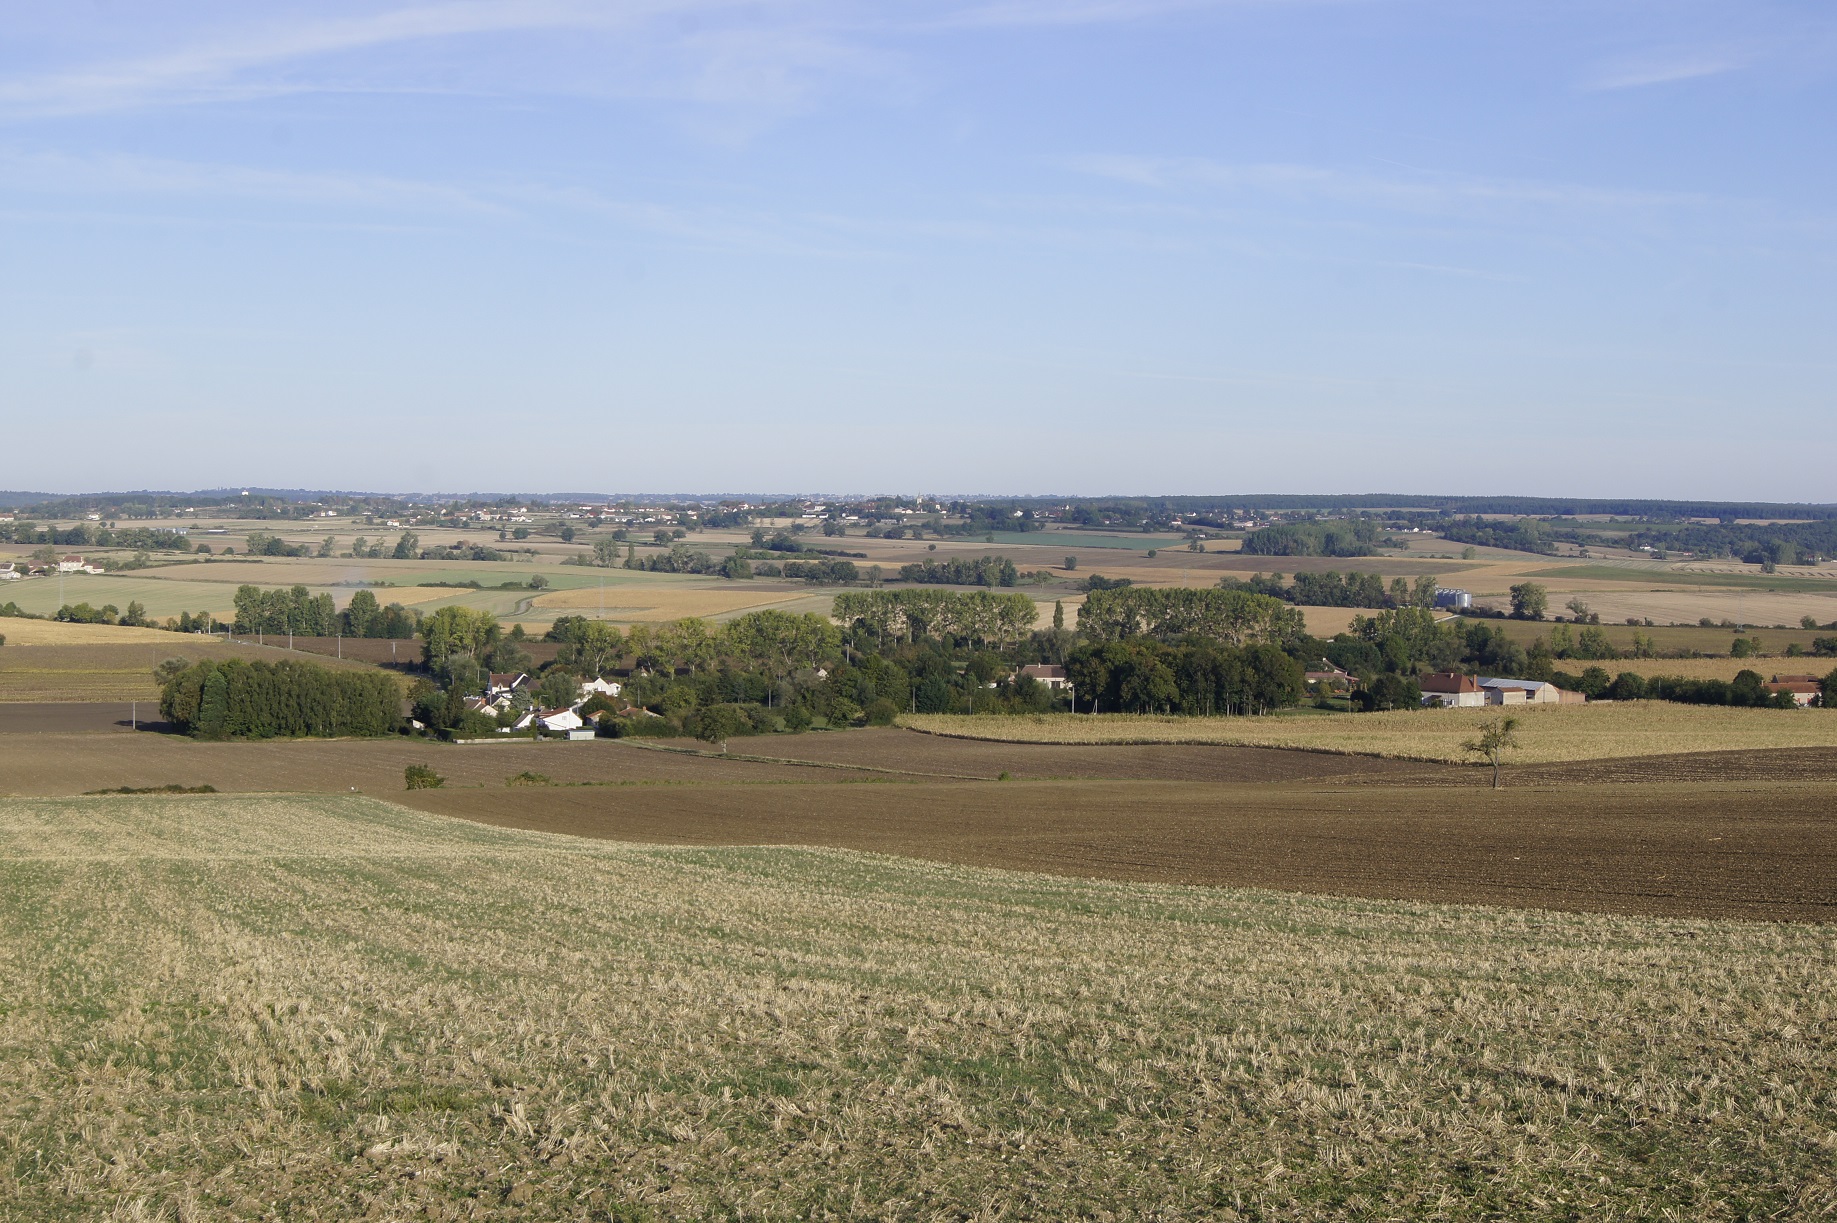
[2,795,1833,1221]
[904,703,1837,764]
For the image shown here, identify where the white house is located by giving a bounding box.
[579,677,623,700]
[1017,664,1073,691]
[537,708,584,732]
[487,672,530,699]
[0,562,19,582]
[1419,671,1486,707]
[58,555,102,574]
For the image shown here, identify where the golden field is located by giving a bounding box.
[3,794,1831,1220]
[529,585,822,621]
[1561,656,1837,682]
[0,618,196,646]
[905,702,1837,764]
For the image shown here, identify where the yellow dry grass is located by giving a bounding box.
[2,793,1831,1220]
[1542,588,1837,628]
[1569,656,1837,682]
[530,585,817,620]
[0,618,188,646]
[905,702,1837,764]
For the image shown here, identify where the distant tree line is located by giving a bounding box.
[1220,571,1442,610]
[1064,639,1303,715]
[230,585,418,638]
[1240,520,1378,557]
[896,555,1019,587]
[1434,517,1561,555]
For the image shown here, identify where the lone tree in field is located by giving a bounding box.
[1463,716,1521,790]
[1509,582,1548,621]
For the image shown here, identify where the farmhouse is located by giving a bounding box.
[1304,662,1355,691]
[1017,664,1072,691]
[0,562,19,581]
[487,672,530,699]
[58,555,103,574]
[537,708,584,733]
[1765,677,1822,707]
[1420,671,1485,707]
[1478,678,1584,705]
[579,677,623,699]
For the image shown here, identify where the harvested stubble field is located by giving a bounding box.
[1556,656,1837,682]
[906,703,1837,764]
[4,795,1833,1222]
[1457,618,1832,656]
[528,585,825,621]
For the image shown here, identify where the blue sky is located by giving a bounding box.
[2,0,1832,498]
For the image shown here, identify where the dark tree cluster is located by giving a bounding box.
[160,658,402,739]
[1241,520,1378,557]
[896,555,1019,587]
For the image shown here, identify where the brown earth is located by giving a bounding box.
[0,703,156,734]
[5,726,1835,921]
[398,777,1837,923]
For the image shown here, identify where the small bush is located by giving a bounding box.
[404,764,444,790]
[781,706,813,733]
[864,698,898,726]
[506,771,551,787]
[607,715,680,738]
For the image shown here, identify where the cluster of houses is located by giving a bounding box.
[456,672,625,740]
[0,555,102,581]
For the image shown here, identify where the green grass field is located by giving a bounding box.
[2,794,1833,1220]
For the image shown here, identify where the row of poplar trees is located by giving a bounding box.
[160,659,402,739]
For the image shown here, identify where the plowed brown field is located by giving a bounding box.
[6,727,1833,921]
[398,777,1837,922]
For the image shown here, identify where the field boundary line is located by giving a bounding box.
[895,719,1438,762]
[612,737,992,780]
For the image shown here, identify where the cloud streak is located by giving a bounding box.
[0,0,727,117]
[1058,154,1721,217]
[1583,49,1751,92]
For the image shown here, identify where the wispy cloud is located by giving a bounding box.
[0,1,719,117]
[931,0,1241,30]
[1058,154,1715,216]
[1583,48,1751,92]
[0,0,1267,119]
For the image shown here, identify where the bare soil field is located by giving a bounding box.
[0,732,827,794]
[703,726,1445,782]
[0,703,152,734]
[8,796,1831,1219]
[402,776,1837,922]
[9,725,1836,922]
